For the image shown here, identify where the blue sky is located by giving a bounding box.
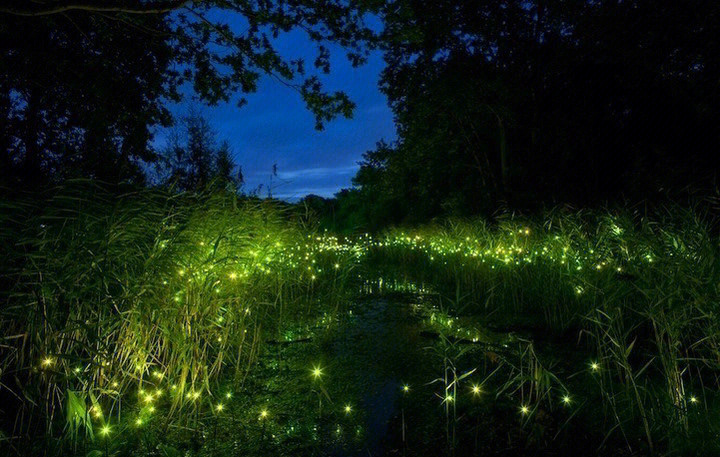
[159,20,396,200]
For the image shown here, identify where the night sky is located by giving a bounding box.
[161,24,395,201]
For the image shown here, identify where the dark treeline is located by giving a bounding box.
[325,0,720,230]
[2,1,720,230]
[0,0,372,190]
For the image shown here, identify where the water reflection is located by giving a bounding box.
[116,279,605,456]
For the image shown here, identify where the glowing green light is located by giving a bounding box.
[187,391,200,400]
[311,366,323,379]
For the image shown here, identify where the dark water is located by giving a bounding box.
[205,295,445,456]
[211,294,518,457]
[326,297,432,456]
[196,293,603,457]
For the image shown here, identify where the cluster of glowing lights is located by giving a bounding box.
[30,220,705,448]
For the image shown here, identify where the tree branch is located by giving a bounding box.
[0,0,189,16]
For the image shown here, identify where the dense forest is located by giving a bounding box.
[324,1,720,229]
[2,1,720,456]
[4,1,720,226]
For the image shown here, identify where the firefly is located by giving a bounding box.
[187,391,200,400]
[471,384,481,395]
[344,404,352,414]
[311,366,323,379]
[562,395,571,405]
[520,405,530,415]
[590,362,600,372]
[402,384,410,393]
[689,396,698,404]
[100,425,111,436]
[215,403,224,412]
[259,409,268,419]
[41,357,53,367]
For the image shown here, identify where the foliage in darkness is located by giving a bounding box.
[338,0,720,229]
[0,0,376,188]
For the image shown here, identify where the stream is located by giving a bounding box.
[183,288,599,457]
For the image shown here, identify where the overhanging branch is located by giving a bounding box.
[0,0,190,16]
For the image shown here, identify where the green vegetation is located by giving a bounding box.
[2,183,720,455]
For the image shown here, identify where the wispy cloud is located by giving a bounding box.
[251,165,359,180]
[274,186,349,199]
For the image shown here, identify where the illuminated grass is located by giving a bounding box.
[1,182,719,455]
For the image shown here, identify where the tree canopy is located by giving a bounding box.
[0,0,377,188]
[346,0,720,227]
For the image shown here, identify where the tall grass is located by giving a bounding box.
[2,183,720,455]
[361,206,720,453]
[0,181,355,452]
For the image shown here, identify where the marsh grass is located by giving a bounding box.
[361,205,720,453]
[0,181,354,453]
[2,183,720,455]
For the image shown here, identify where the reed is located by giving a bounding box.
[2,183,719,454]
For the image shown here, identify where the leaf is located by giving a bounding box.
[457,367,477,381]
[66,390,93,441]
[157,443,182,457]
[625,338,636,358]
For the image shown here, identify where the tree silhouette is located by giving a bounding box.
[0,0,377,188]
